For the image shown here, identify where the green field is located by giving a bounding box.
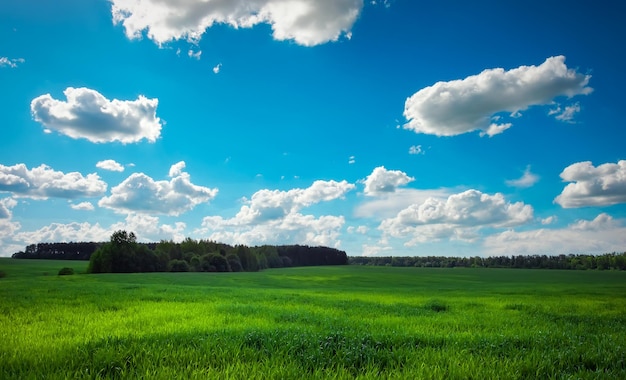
[1,259,625,379]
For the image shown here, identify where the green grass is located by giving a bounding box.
[1,259,625,379]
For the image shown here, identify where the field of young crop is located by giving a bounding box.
[1,258,625,379]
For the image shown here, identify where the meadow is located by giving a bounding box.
[1,258,625,379]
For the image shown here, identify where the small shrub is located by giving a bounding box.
[424,300,449,312]
[58,267,75,276]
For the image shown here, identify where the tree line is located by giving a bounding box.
[12,242,104,260]
[12,236,625,271]
[75,231,347,273]
[350,252,626,270]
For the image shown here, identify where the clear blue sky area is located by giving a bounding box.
[1,0,625,257]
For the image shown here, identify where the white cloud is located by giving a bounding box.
[12,213,186,247]
[70,202,95,211]
[31,87,162,144]
[355,188,451,219]
[0,57,24,68]
[168,161,187,177]
[114,213,187,242]
[362,166,414,196]
[0,198,21,256]
[484,213,626,255]
[379,189,534,245]
[0,222,22,256]
[479,122,512,137]
[555,160,626,208]
[0,163,107,199]
[196,179,354,247]
[110,0,364,47]
[347,225,369,234]
[213,63,222,74]
[99,162,218,216]
[188,49,202,60]
[202,213,345,248]
[231,179,354,224]
[408,145,424,155]
[506,165,539,188]
[96,159,125,172]
[0,198,17,219]
[348,155,356,164]
[361,243,392,257]
[14,221,111,245]
[403,56,592,136]
[550,102,581,123]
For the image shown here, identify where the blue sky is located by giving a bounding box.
[1,0,625,257]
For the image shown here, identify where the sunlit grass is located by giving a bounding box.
[1,259,625,378]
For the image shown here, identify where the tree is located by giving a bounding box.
[236,245,259,272]
[226,254,243,272]
[168,259,190,272]
[209,253,231,272]
[88,231,162,273]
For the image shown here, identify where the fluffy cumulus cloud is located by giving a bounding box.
[117,213,187,242]
[224,179,353,225]
[0,198,17,219]
[0,163,107,199]
[203,213,346,247]
[362,166,414,196]
[484,213,626,255]
[110,0,363,47]
[379,189,533,245]
[355,188,451,219]
[0,198,21,256]
[14,221,112,245]
[99,161,218,216]
[555,160,626,208]
[31,87,162,144]
[506,165,539,188]
[403,56,592,136]
[96,159,125,172]
[197,179,355,247]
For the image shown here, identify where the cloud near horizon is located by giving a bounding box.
[379,189,534,245]
[31,87,162,144]
[403,56,592,137]
[0,163,107,199]
[13,213,187,246]
[99,162,218,216]
[555,160,626,208]
[110,0,364,47]
[484,213,626,255]
[197,179,354,247]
